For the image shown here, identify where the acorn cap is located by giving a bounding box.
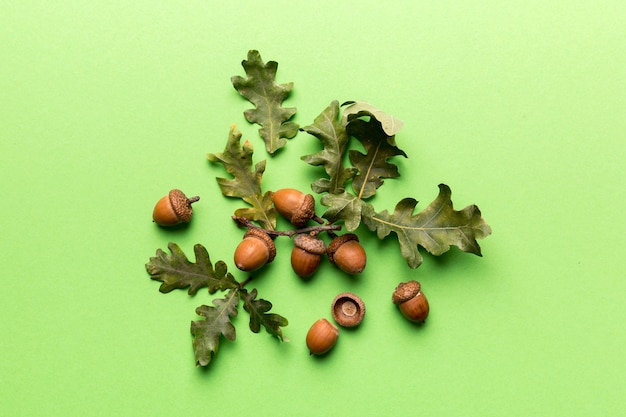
[293,234,326,254]
[331,292,366,327]
[291,193,316,227]
[244,228,277,263]
[392,280,421,305]
[168,189,196,223]
[326,233,359,265]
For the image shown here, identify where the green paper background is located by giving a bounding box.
[1,1,624,416]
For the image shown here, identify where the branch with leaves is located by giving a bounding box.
[301,100,492,268]
[145,50,493,370]
[146,243,287,367]
[232,215,341,237]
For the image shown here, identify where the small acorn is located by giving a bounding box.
[392,280,430,323]
[271,188,317,227]
[327,233,367,274]
[291,234,326,278]
[306,318,339,355]
[233,228,276,272]
[152,189,199,226]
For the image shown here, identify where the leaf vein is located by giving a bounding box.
[357,141,381,199]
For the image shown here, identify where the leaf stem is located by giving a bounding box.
[239,276,253,288]
[232,215,341,237]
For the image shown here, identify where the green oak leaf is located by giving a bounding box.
[362,184,492,268]
[146,243,238,295]
[320,191,370,232]
[208,125,276,230]
[190,289,239,367]
[240,288,288,341]
[300,100,357,194]
[346,114,407,199]
[231,50,299,155]
[342,101,404,136]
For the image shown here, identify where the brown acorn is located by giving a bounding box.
[152,189,199,226]
[233,228,276,272]
[327,233,366,274]
[290,234,326,278]
[271,188,316,227]
[306,318,339,355]
[392,280,429,323]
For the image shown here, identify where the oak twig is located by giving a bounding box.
[232,216,341,237]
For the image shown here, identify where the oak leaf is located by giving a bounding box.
[240,288,288,341]
[363,184,492,268]
[190,289,239,367]
[231,50,299,155]
[300,100,357,194]
[146,243,238,295]
[320,191,369,232]
[208,126,276,230]
[342,101,404,136]
[346,113,407,199]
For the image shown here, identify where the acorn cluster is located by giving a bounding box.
[152,187,366,278]
[232,188,367,278]
[305,284,431,356]
[152,188,431,358]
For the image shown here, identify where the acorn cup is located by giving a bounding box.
[331,292,366,327]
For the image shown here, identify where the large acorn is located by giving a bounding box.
[392,280,430,323]
[327,233,367,274]
[233,228,277,272]
[306,318,339,355]
[271,188,317,227]
[291,234,326,278]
